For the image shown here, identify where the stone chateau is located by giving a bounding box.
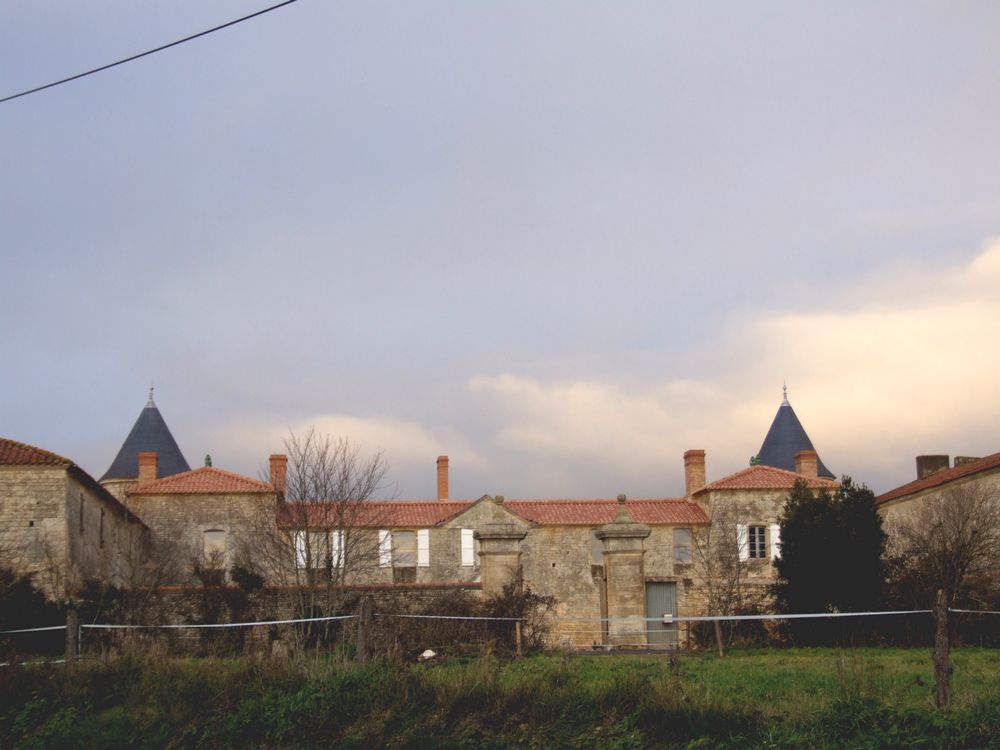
[3,388,993,647]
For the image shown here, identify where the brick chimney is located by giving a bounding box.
[916,455,949,479]
[794,450,818,478]
[437,455,449,501]
[683,450,706,497]
[137,451,158,484]
[269,454,287,496]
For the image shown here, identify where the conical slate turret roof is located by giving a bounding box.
[101,389,190,481]
[755,387,834,479]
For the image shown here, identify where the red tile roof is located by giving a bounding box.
[506,499,708,525]
[876,452,1000,505]
[0,437,71,466]
[128,467,274,495]
[279,501,474,528]
[697,465,838,493]
[278,498,707,528]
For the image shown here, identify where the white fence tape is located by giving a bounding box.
[0,625,67,635]
[81,614,356,631]
[557,609,932,623]
[8,607,987,638]
[375,613,524,622]
[647,609,932,623]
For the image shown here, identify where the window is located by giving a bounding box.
[737,524,769,561]
[394,531,417,567]
[79,494,84,535]
[203,529,226,567]
[748,525,767,559]
[461,528,476,567]
[378,530,430,568]
[673,528,692,564]
[99,509,105,548]
[294,530,333,569]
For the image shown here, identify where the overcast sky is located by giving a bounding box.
[3,2,999,499]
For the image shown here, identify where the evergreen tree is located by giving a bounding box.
[774,477,887,643]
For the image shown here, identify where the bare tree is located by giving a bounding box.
[690,497,767,656]
[889,484,1000,604]
[238,429,392,652]
[888,483,1000,708]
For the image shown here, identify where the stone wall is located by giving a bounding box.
[125,491,276,585]
[520,526,603,646]
[66,471,146,591]
[0,465,143,597]
[0,466,68,597]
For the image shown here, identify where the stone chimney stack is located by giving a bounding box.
[916,455,949,479]
[137,451,158,484]
[684,450,706,497]
[954,456,980,467]
[437,455,449,501]
[269,454,287,496]
[794,450,818,478]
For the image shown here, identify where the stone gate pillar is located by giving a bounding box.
[596,496,651,646]
[475,522,527,594]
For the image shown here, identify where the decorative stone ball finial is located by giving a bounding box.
[614,494,631,522]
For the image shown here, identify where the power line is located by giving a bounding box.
[0,0,298,105]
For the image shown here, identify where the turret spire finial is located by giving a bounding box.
[782,381,788,405]
[147,383,155,407]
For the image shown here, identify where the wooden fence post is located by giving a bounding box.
[515,620,523,658]
[65,609,79,667]
[933,588,952,710]
[356,596,373,664]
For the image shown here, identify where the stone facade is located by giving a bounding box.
[126,489,276,585]
[0,443,147,599]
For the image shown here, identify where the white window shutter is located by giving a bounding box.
[770,524,781,561]
[417,529,430,567]
[736,524,749,562]
[331,530,344,568]
[461,528,475,566]
[378,530,392,567]
[294,531,307,569]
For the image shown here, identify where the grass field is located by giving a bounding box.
[2,648,999,748]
